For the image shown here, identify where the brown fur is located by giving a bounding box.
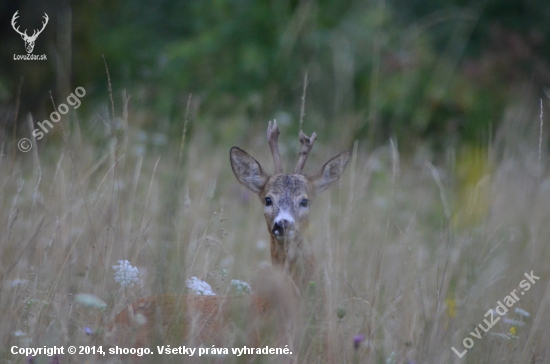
[107,271,297,349]
[106,125,350,362]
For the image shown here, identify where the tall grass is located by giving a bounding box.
[1,93,549,363]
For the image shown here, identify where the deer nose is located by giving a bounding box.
[272,219,293,237]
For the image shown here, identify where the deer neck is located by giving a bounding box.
[269,231,318,295]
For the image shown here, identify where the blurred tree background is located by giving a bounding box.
[1,0,549,151]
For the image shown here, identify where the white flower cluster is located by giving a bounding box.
[186,276,215,295]
[502,318,526,327]
[113,260,139,287]
[75,293,107,310]
[230,279,252,295]
[514,307,530,318]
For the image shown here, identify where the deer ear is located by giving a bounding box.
[306,150,351,195]
[230,147,270,194]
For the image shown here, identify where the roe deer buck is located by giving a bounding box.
[106,121,350,361]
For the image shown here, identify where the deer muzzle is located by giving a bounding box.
[272,212,296,240]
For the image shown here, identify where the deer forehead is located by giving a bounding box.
[263,174,310,201]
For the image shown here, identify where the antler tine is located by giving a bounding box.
[294,130,317,174]
[267,120,283,174]
[32,13,49,38]
[39,13,49,32]
[11,11,27,37]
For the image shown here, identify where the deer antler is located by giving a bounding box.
[11,11,27,38]
[11,11,48,40]
[294,130,317,174]
[267,120,283,174]
[31,13,49,39]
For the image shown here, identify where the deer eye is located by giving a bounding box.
[300,198,309,208]
[265,197,273,206]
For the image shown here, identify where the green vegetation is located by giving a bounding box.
[2,0,549,148]
[0,94,549,363]
[1,0,550,362]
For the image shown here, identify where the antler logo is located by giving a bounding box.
[11,11,49,54]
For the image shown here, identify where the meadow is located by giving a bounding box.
[1,91,549,364]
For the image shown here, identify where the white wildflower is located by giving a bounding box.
[186,276,215,295]
[75,293,108,310]
[231,279,252,295]
[10,279,28,288]
[514,308,530,318]
[135,313,148,326]
[502,318,526,327]
[113,260,139,287]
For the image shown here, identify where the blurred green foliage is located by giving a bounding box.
[2,0,549,149]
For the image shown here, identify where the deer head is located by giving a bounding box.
[11,11,49,54]
[230,121,350,290]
